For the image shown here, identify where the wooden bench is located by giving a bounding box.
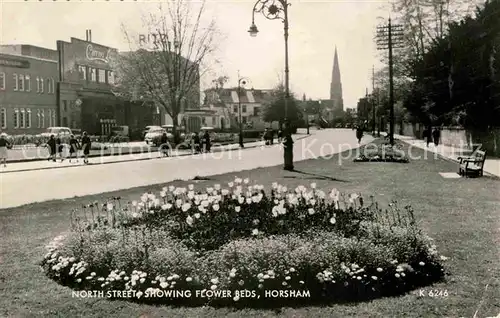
[458,150,486,177]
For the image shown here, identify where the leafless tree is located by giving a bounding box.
[112,0,220,142]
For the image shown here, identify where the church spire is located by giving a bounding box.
[330,45,343,110]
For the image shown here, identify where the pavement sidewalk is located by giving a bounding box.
[0,133,311,174]
[394,133,500,177]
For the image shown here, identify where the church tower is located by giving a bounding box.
[330,46,344,111]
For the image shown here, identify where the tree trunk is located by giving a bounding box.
[172,113,180,144]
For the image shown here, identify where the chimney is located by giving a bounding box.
[85,30,89,41]
[89,30,92,42]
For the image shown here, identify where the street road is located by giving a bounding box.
[0,129,373,209]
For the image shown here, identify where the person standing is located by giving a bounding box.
[277,129,283,143]
[0,133,11,167]
[47,135,57,162]
[425,126,432,147]
[68,135,80,163]
[193,132,201,154]
[56,135,65,162]
[356,125,363,144]
[81,132,91,164]
[203,130,211,152]
[432,127,441,147]
[159,132,170,157]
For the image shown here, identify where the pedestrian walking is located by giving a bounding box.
[432,127,441,147]
[68,135,80,163]
[159,132,170,157]
[425,126,432,147]
[203,130,211,152]
[356,125,363,144]
[81,131,91,164]
[56,135,65,162]
[47,135,57,162]
[0,133,11,167]
[193,132,201,154]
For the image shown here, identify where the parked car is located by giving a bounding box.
[144,127,166,146]
[109,125,130,142]
[142,126,162,140]
[161,125,187,142]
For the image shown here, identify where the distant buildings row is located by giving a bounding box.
[0,34,345,136]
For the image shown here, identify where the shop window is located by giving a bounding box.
[0,108,6,129]
[107,70,115,84]
[89,68,97,82]
[98,69,106,83]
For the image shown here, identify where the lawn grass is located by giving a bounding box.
[0,140,499,317]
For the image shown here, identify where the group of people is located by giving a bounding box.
[423,127,441,147]
[263,128,284,145]
[190,130,212,154]
[46,132,92,164]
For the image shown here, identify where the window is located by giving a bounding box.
[37,110,41,128]
[41,109,45,128]
[13,74,18,91]
[90,68,96,82]
[40,77,44,93]
[47,78,51,93]
[212,116,216,126]
[242,105,247,113]
[78,65,87,80]
[52,79,55,94]
[62,117,68,127]
[107,70,114,84]
[63,100,67,112]
[19,74,24,91]
[253,107,260,116]
[36,77,40,92]
[25,75,31,92]
[1,108,6,129]
[233,105,238,113]
[0,72,5,90]
[98,69,106,83]
[14,108,19,128]
[26,109,31,128]
[20,108,25,128]
[242,116,247,123]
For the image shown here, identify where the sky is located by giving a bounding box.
[1,0,389,108]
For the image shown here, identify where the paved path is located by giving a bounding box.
[0,129,373,209]
[394,133,500,177]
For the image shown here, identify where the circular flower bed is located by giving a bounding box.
[41,179,447,307]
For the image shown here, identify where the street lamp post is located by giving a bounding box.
[237,74,248,148]
[249,0,294,170]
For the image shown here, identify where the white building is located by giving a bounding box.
[202,87,275,130]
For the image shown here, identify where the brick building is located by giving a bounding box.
[0,46,59,135]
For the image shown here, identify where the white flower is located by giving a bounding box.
[187,192,195,200]
[308,208,315,215]
[310,199,317,206]
[106,203,114,211]
[419,262,425,266]
[186,277,193,282]
[132,200,137,206]
[160,191,167,198]
[235,178,242,184]
[246,198,252,204]
[395,273,401,278]
[202,200,209,207]
[272,182,278,189]
[188,184,194,190]
[229,272,236,278]
[233,295,240,301]
[252,229,259,236]
[228,182,234,187]
[257,273,264,279]
[198,205,206,213]
[175,199,183,207]
[182,203,191,212]
[186,216,194,226]
[350,193,360,200]
[235,206,241,212]
[440,255,449,261]
[243,178,249,184]
[211,278,219,284]
[371,276,378,280]
[194,213,201,219]
[213,204,220,211]
[329,217,336,224]
[221,189,229,196]
[376,267,383,272]
[285,276,291,280]
[310,182,317,189]
[168,186,175,192]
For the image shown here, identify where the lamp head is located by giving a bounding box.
[248,23,259,37]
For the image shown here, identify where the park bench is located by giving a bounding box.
[458,150,486,177]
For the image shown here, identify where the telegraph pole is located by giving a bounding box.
[372,65,376,135]
[376,18,404,145]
